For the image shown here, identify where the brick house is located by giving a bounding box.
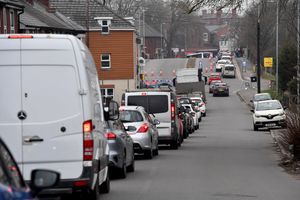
[0,0,24,34]
[50,0,138,103]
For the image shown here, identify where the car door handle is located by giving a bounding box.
[24,136,44,143]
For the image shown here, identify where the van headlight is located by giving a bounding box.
[279,112,285,116]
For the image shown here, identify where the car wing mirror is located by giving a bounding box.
[250,109,254,113]
[250,99,253,103]
[153,119,160,125]
[30,169,60,196]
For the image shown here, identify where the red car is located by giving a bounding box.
[208,73,221,85]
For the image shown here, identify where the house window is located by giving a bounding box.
[203,33,208,42]
[101,20,110,34]
[101,54,111,69]
[101,88,114,99]
[10,10,14,33]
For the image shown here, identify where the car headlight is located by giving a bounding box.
[279,112,286,116]
[255,114,261,118]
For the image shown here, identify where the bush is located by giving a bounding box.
[281,109,300,160]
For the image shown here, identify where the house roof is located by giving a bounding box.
[0,0,24,9]
[50,0,135,30]
[19,0,85,32]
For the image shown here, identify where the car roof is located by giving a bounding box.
[119,106,145,111]
[254,93,270,97]
[224,64,235,67]
[256,99,278,104]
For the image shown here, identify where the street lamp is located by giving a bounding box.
[257,2,261,93]
[160,23,165,59]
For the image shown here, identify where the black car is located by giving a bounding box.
[213,82,229,97]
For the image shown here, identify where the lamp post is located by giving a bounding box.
[297,0,300,111]
[160,23,165,59]
[276,0,279,94]
[257,2,261,93]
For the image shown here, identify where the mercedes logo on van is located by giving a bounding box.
[17,111,27,120]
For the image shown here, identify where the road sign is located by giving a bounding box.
[264,57,273,68]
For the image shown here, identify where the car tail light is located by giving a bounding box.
[137,123,149,133]
[8,35,33,39]
[171,102,175,121]
[105,132,117,140]
[83,120,93,161]
[73,180,89,187]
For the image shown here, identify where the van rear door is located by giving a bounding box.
[0,38,23,171]
[20,38,84,180]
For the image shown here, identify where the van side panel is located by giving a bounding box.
[0,39,23,171]
[21,39,84,180]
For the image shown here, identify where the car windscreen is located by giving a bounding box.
[256,101,282,111]
[119,110,143,123]
[254,94,271,101]
[127,95,168,114]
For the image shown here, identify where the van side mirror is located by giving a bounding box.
[250,99,253,103]
[30,169,60,196]
[250,109,254,113]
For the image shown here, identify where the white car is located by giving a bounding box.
[215,59,231,72]
[252,100,286,131]
[190,97,206,117]
[119,106,159,159]
[250,93,272,108]
[181,104,200,130]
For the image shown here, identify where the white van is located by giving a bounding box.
[222,64,236,78]
[122,88,181,149]
[0,34,116,198]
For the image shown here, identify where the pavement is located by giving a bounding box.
[235,58,293,161]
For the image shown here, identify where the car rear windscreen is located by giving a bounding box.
[127,95,168,114]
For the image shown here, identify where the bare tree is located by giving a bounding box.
[100,0,144,17]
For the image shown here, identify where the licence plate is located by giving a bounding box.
[219,89,224,92]
[265,123,276,127]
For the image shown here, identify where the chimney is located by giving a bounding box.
[202,9,207,16]
[40,0,56,13]
[25,0,34,4]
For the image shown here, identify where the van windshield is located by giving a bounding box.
[128,95,168,114]
[225,66,235,70]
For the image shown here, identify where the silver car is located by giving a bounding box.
[105,120,135,179]
[119,106,160,159]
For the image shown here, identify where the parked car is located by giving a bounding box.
[0,34,116,198]
[190,97,206,117]
[120,106,160,158]
[0,137,60,200]
[178,106,194,137]
[252,100,286,131]
[181,104,199,130]
[105,119,135,179]
[208,73,222,85]
[122,88,181,149]
[213,82,230,97]
[250,93,272,108]
[209,80,222,93]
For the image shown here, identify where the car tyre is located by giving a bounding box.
[253,124,258,131]
[144,149,153,159]
[170,140,178,150]
[153,144,159,156]
[127,155,135,172]
[203,112,206,117]
[86,176,101,200]
[100,171,110,194]
[118,154,127,179]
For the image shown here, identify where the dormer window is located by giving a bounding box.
[94,17,113,35]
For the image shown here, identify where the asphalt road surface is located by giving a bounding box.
[100,71,300,200]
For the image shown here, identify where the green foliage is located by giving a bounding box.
[287,79,297,95]
[262,89,283,101]
[278,41,297,92]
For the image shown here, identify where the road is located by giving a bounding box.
[100,67,300,200]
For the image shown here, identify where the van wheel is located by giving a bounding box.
[253,124,258,131]
[153,143,159,156]
[144,149,153,159]
[87,176,100,200]
[203,112,206,117]
[100,171,110,193]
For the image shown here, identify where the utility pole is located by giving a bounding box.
[257,3,261,93]
[85,0,90,48]
[276,0,279,94]
[297,0,300,111]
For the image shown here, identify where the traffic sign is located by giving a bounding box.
[264,57,273,68]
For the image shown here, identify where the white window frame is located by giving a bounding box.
[101,53,111,69]
[9,10,14,33]
[101,88,114,99]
